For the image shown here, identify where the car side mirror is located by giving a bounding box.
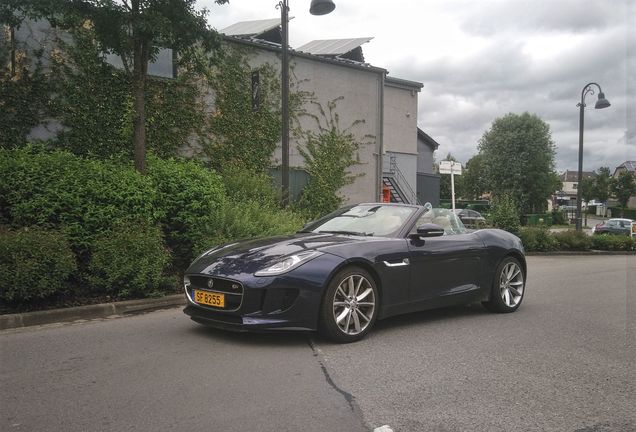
[410,223,445,239]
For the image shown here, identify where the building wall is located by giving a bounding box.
[383,83,418,155]
[416,139,435,174]
[416,173,440,206]
[246,46,384,205]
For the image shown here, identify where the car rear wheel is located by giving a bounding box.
[318,266,379,343]
[482,256,525,313]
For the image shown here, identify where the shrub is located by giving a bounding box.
[88,222,170,298]
[518,227,559,252]
[194,200,304,257]
[0,147,157,256]
[220,166,279,206]
[490,194,520,234]
[591,234,636,251]
[0,227,77,302]
[146,156,225,270]
[551,209,567,225]
[552,230,592,251]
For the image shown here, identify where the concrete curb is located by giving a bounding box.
[0,294,186,331]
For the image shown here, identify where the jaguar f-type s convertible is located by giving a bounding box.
[183,203,526,343]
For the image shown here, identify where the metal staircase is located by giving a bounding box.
[382,155,420,205]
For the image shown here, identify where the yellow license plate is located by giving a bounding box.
[194,289,225,308]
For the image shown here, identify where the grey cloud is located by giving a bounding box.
[457,0,627,36]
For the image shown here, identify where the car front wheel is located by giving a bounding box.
[318,266,379,343]
[483,256,525,313]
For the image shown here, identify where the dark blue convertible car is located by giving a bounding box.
[184,203,526,342]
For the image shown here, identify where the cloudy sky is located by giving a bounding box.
[199,0,635,173]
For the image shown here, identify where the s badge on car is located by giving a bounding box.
[207,279,214,289]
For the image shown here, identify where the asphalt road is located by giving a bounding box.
[1,255,634,432]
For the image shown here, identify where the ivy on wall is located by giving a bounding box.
[0,25,50,149]
[49,26,205,159]
[204,45,282,173]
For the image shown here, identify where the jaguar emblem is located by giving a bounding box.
[207,279,214,289]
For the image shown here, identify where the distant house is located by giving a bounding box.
[612,161,636,179]
[555,170,595,207]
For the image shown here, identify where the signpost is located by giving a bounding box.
[438,160,462,212]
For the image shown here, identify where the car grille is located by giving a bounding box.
[187,275,243,312]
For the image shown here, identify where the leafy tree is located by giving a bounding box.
[490,193,520,234]
[4,0,228,173]
[611,171,636,217]
[592,166,612,217]
[580,175,595,204]
[593,166,612,202]
[579,175,596,226]
[461,154,487,200]
[478,112,560,214]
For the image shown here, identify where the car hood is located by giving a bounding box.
[186,233,363,276]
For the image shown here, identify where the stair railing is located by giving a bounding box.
[387,155,420,205]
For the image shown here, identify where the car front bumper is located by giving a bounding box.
[183,253,345,332]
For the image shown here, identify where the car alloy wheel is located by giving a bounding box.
[482,256,525,313]
[499,261,524,307]
[319,266,379,343]
[332,274,376,336]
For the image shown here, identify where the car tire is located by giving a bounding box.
[318,266,379,343]
[482,256,525,313]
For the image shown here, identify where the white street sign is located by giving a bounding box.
[438,161,463,212]
[438,160,462,175]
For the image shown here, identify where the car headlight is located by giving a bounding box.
[254,251,323,276]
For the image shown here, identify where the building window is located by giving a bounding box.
[572,183,578,189]
[105,47,175,79]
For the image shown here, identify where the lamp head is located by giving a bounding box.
[595,92,611,109]
[310,0,335,15]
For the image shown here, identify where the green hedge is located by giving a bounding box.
[552,230,592,251]
[591,234,636,251]
[608,207,636,219]
[89,222,171,298]
[519,227,635,252]
[0,147,158,254]
[517,227,559,252]
[0,227,77,302]
[0,149,306,306]
[146,156,225,269]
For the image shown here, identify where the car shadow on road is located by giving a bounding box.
[186,322,313,347]
[372,303,490,334]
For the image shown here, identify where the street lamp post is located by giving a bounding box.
[278,0,335,206]
[575,82,610,231]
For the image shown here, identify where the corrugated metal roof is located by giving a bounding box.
[297,37,373,56]
[221,18,281,36]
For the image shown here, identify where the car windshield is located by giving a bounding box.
[413,208,467,235]
[305,204,416,237]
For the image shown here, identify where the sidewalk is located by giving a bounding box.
[0,294,185,331]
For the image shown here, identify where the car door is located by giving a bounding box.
[407,213,486,301]
[607,220,619,234]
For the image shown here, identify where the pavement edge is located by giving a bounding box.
[0,294,186,331]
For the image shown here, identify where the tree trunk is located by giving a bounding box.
[132,39,148,174]
[131,0,149,174]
